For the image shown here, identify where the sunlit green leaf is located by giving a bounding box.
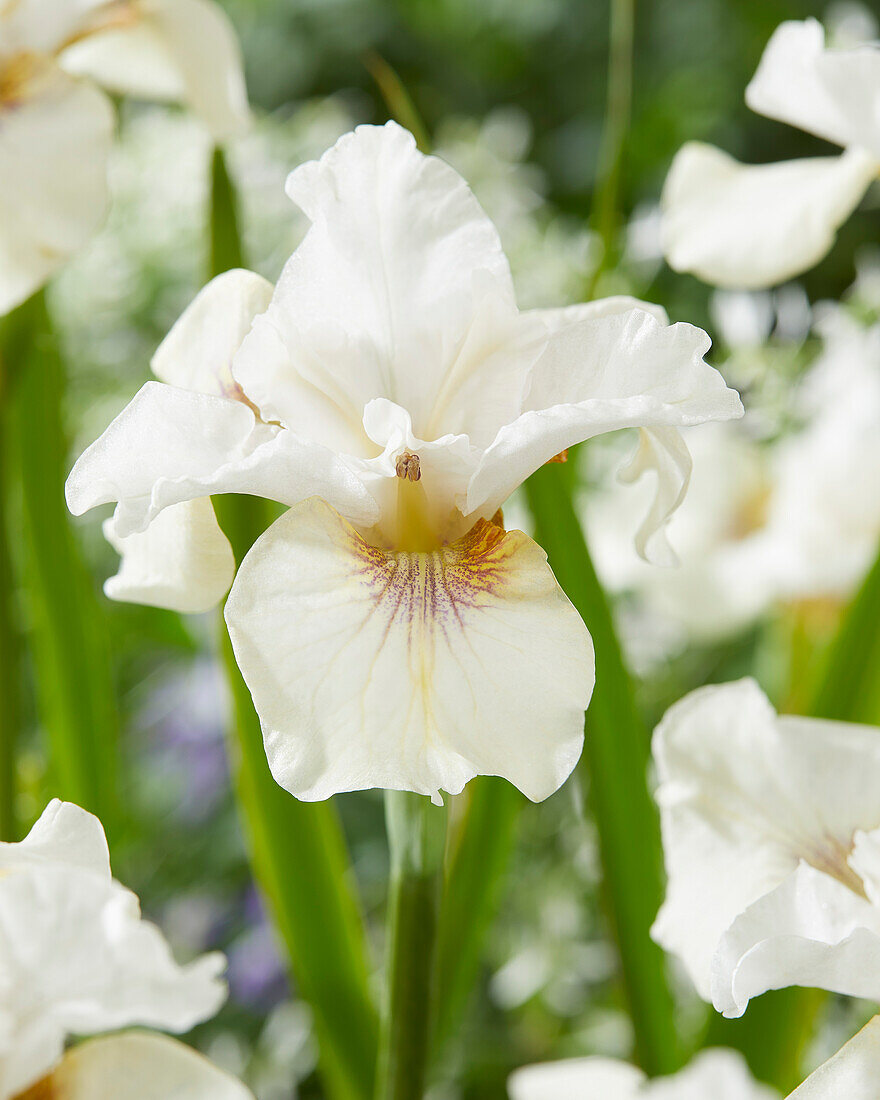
[525,459,681,1076]
[1,292,119,838]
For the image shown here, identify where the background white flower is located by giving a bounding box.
[508,1048,778,1100]
[582,298,880,648]
[789,1015,880,1099]
[23,1032,255,1100]
[66,121,742,805]
[0,800,233,1099]
[661,18,880,288]
[0,0,249,314]
[651,679,880,1018]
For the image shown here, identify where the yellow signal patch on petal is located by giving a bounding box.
[225,497,594,805]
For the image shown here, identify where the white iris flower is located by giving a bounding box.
[67,122,742,806]
[0,800,252,1100]
[652,679,880,1018]
[661,19,880,288]
[0,0,249,314]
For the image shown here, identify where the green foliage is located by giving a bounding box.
[0,293,120,839]
[525,460,681,1077]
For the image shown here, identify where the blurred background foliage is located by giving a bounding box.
[8,0,880,1096]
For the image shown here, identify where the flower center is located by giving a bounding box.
[395,450,421,482]
[0,51,42,106]
[726,482,771,541]
[13,1074,56,1100]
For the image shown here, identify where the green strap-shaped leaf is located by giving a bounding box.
[0,352,22,840]
[1,292,120,837]
[525,461,681,1076]
[210,149,379,1100]
[433,777,522,1056]
[811,546,880,724]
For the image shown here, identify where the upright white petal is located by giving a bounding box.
[59,0,251,140]
[745,19,880,159]
[103,498,235,614]
[0,62,113,315]
[508,1050,777,1100]
[231,122,528,448]
[466,308,742,562]
[661,142,878,289]
[48,1032,255,1100]
[225,497,593,804]
[652,679,880,1015]
[0,802,226,1099]
[789,1015,880,1099]
[0,798,110,875]
[151,268,274,398]
[65,381,379,536]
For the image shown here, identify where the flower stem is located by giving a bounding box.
[589,0,635,293]
[433,777,522,1056]
[0,349,21,840]
[376,790,446,1100]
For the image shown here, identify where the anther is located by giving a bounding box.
[395,451,421,482]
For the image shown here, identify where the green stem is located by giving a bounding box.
[589,0,635,293]
[810,548,880,723]
[376,790,446,1100]
[1,292,119,833]
[364,52,431,153]
[210,146,245,273]
[525,461,680,1076]
[0,350,20,840]
[433,777,522,1055]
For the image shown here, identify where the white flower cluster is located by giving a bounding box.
[2,1,879,1094]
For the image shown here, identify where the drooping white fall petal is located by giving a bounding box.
[59,0,251,141]
[68,122,743,803]
[0,61,114,315]
[42,1032,255,1100]
[745,19,880,160]
[508,1049,778,1100]
[0,800,226,1100]
[225,497,593,804]
[661,142,878,290]
[652,679,880,1017]
[788,1015,880,1099]
[102,498,234,613]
